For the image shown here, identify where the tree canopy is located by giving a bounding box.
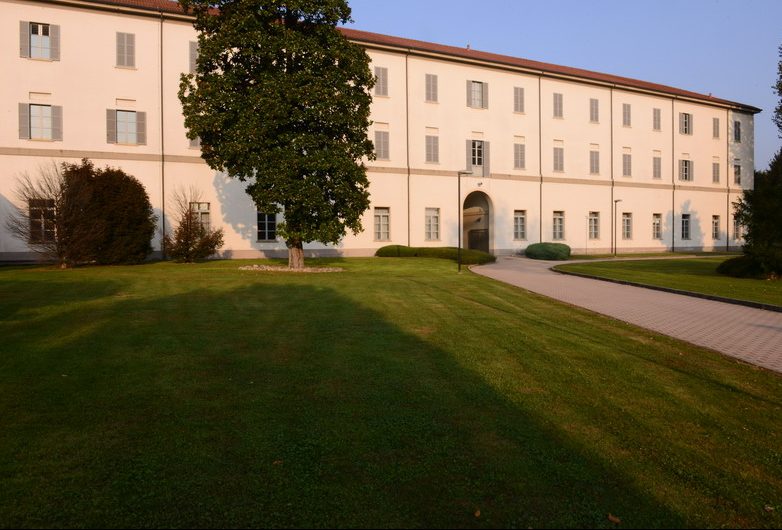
[178,0,375,268]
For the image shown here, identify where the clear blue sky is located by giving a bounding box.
[345,0,781,170]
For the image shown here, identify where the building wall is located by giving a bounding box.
[0,0,757,260]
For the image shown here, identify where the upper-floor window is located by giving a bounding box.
[679,112,693,135]
[712,161,720,183]
[734,160,741,185]
[467,80,488,109]
[622,103,631,127]
[107,109,146,145]
[713,117,720,139]
[589,98,599,123]
[653,152,662,180]
[20,21,60,60]
[374,67,388,96]
[653,108,662,131]
[116,32,136,68]
[622,152,632,177]
[589,149,599,175]
[733,120,742,142]
[425,134,439,163]
[19,103,63,141]
[466,139,490,177]
[553,93,563,118]
[425,74,437,102]
[471,140,484,167]
[374,130,389,160]
[513,143,526,170]
[553,145,564,172]
[514,86,525,113]
[679,159,693,181]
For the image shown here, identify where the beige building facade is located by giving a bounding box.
[0,0,760,260]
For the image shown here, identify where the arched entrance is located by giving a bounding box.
[463,191,491,253]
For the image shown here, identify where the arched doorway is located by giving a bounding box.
[463,191,491,253]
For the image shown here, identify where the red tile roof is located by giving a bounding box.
[68,0,761,113]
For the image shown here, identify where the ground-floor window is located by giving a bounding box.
[257,212,276,241]
[588,211,599,239]
[652,213,662,240]
[733,217,743,241]
[28,198,55,243]
[712,215,720,240]
[622,212,632,240]
[552,211,564,240]
[190,202,210,231]
[425,207,439,241]
[374,207,390,241]
[681,214,691,240]
[514,210,526,240]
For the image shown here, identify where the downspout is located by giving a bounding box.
[671,98,675,253]
[405,50,411,247]
[159,11,167,259]
[726,110,730,251]
[538,76,543,242]
[610,87,614,254]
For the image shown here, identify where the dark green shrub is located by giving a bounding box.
[164,188,224,262]
[524,242,571,260]
[375,245,496,265]
[716,255,768,279]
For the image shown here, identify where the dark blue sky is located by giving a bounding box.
[346,0,781,170]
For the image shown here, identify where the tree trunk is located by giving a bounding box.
[287,239,304,269]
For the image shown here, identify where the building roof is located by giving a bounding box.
[56,0,761,113]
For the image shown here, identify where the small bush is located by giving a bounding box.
[375,245,496,265]
[524,242,571,261]
[716,255,768,279]
[164,187,224,262]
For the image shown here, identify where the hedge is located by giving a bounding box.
[524,242,571,261]
[375,245,496,265]
[716,255,767,279]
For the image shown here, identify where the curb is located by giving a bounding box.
[552,267,782,313]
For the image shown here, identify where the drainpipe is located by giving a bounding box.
[159,11,167,259]
[538,76,542,242]
[610,87,614,254]
[726,110,730,252]
[405,50,411,247]
[671,98,675,253]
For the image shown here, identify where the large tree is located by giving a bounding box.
[178,0,375,269]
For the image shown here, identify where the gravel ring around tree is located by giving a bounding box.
[238,265,344,273]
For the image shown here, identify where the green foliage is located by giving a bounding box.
[165,212,224,263]
[716,255,768,279]
[733,149,782,276]
[774,43,782,138]
[375,245,496,264]
[178,0,375,266]
[525,242,571,260]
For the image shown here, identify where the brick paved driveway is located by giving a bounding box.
[474,256,782,374]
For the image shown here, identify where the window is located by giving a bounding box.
[20,22,60,60]
[553,146,564,172]
[514,87,525,113]
[374,67,388,96]
[679,159,693,181]
[652,213,662,240]
[513,143,526,170]
[467,80,488,109]
[425,135,439,163]
[19,103,63,141]
[28,198,55,244]
[190,136,201,149]
[425,74,438,102]
[553,211,564,240]
[553,93,563,118]
[514,210,527,240]
[712,162,720,183]
[733,161,741,185]
[713,117,720,139]
[622,213,632,240]
[589,211,599,240]
[425,208,439,240]
[733,217,742,240]
[374,207,390,241]
[653,153,662,180]
[111,110,146,145]
[653,108,661,131]
[681,213,691,240]
[622,153,632,177]
[257,212,276,241]
[589,149,599,175]
[116,32,135,67]
[374,130,389,160]
[622,103,631,127]
[680,112,694,135]
[712,215,720,240]
[471,140,484,167]
[734,120,741,142]
[190,202,210,231]
[467,139,490,176]
[589,98,599,123]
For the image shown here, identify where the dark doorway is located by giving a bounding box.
[463,191,491,253]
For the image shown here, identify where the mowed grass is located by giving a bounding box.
[557,257,782,307]
[0,258,781,528]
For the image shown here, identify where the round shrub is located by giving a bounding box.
[524,242,571,261]
[375,245,496,265]
[716,255,766,279]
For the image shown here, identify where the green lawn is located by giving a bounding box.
[1,258,781,528]
[556,257,782,307]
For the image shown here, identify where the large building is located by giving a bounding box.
[0,0,760,260]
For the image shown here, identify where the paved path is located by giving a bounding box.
[473,257,782,373]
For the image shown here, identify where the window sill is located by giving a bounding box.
[425,100,438,104]
[256,239,278,243]
[115,65,137,70]
[27,138,57,142]
[374,94,390,99]
[514,111,526,115]
[26,56,56,62]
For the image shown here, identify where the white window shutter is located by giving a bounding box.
[466,80,472,107]
[136,111,146,145]
[127,33,135,67]
[20,21,30,58]
[483,141,490,176]
[466,139,472,171]
[18,103,30,139]
[116,33,124,66]
[106,109,117,143]
[51,106,63,141]
[482,82,489,109]
[50,25,60,61]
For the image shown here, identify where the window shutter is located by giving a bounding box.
[190,136,201,148]
[116,33,124,66]
[51,106,63,141]
[106,109,117,143]
[127,33,135,67]
[136,111,146,145]
[50,25,60,61]
[483,141,490,176]
[20,21,30,58]
[690,160,694,180]
[482,82,489,109]
[679,113,684,134]
[189,41,198,74]
[466,139,472,171]
[466,80,472,107]
[18,103,30,139]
